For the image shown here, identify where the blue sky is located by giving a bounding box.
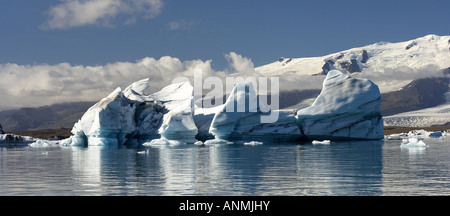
[0,0,449,110]
[1,0,449,69]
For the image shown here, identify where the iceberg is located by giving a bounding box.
[0,133,35,144]
[57,70,384,147]
[429,131,443,138]
[296,70,384,140]
[208,82,302,142]
[65,79,197,146]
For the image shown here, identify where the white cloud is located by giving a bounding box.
[41,0,164,29]
[224,52,256,75]
[167,19,196,30]
[0,52,295,111]
[0,56,213,110]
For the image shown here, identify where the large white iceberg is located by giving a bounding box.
[57,70,384,147]
[296,70,384,140]
[64,79,197,146]
[208,82,302,142]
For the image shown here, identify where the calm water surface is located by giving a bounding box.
[1,137,450,196]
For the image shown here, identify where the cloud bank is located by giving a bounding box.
[41,0,164,29]
[0,52,264,110]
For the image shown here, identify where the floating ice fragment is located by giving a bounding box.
[142,138,186,146]
[194,140,204,145]
[400,137,429,148]
[312,140,331,145]
[428,131,442,138]
[137,150,149,154]
[243,141,263,145]
[29,139,59,148]
[204,139,234,145]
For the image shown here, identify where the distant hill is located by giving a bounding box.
[381,77,449,116]
[0,101,95,132]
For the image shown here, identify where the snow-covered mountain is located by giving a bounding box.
[256,34,450,93]
[256,34,450,127]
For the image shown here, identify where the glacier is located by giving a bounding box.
[296,70,384,140]
[383,103,450,128]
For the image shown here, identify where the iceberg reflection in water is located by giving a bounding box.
[1,139,385,196]
[3,137,450,196]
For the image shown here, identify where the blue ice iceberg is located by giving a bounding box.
[208,82,302,142]
[296,70,384,140]
[63,79,197,146]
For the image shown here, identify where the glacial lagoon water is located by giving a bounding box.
[1,137,450,196]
